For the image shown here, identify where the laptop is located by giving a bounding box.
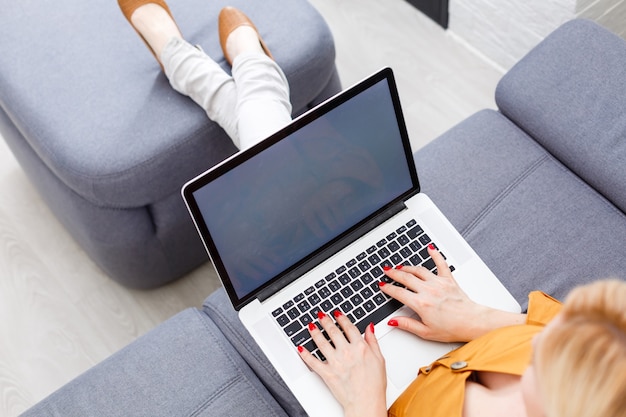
[182,67,521,416]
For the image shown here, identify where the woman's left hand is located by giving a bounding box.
[297,311,388,417]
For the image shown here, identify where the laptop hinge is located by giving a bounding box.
[257,201,408,303]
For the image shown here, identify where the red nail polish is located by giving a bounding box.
[383,265,392,271]
[428,243,435,250]
[378,281,386,287]
[317,311,326,320]
[298,345,304,353]
[369,322,375,334]
[333,309,342,318]
[395,265,403,270]
[308,322,317,331]
[388,319,398,327]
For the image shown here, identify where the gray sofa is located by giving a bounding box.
[20,19,626,417]
[0,0,340,289]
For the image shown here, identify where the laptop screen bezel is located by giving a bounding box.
[182,67,420,310]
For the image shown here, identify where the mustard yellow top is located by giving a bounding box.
[388,291,562,417]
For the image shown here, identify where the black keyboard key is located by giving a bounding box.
[287,307,300,320]
[397,234,409,246]
[350,280,364,291]
[320,300,333,312]
[409,254,421,265]
[366,245,377,254]
[422,258,436,270]
[356,252,367,261]
[390,253,402,265]
[396,225,407,234]
[400,247,412,258]
[419,247,429,260]
[297,300,311,313]
[355,298,403,333]
[419,234,432,245]
[328,280,341,292]
[310,306,322,318]
[368,253,381,265]
[363,300,376,312]
[361,272,374,284]
[340,287,354,298]
[272,307,283,317]
[406,219,417,228]
[353,307,366,320]
[350,294,364,306]
[318,286,331,299]
[283,300,294,310]
[409,241,421,252]
[387,241,400,252]
[336,265,347,274]
[284,321,302,337]
[308,293,321,305]
[360,287,374,299]
[294,293,305,303]
[300,313,313,326]
[407,225,424,239]
[378,247,390,258]
[276,314,290,327]
[340,300,354,312]
[386,232,397,240]
[372,293,387,305]
[346,259,357,267]
[338,274,351,285]
[330,293,343,305]
[305,286,315,295]
[348,267,360,279]
[380,259,393,270]
[291,328,310,346]
[370,266,383,278]
[358,260,371,272]
[376,238,387,247]
[315,279,325,288]
[325,272,336,281]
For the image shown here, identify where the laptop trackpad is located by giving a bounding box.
[379,328,454,389]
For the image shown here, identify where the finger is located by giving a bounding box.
[387,316,431,340]
[297,344,326,374]
[333,309,361,342]
[377,280,421,307]
[318,311,349,348]
[307,318,334,354]
[427,244,451,277]
[364,322,385,360]
[384,265,433,289]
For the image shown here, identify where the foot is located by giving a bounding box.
[129,3,183,65]
[218,7,273,65]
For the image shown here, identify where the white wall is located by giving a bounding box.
[448,0,626,70]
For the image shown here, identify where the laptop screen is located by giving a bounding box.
[184,68,418,309]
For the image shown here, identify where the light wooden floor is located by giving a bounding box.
[0,0,503,415]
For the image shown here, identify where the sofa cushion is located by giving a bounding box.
[21,308,290,417]
[0,0,337,208]
[415,109,626,309]
[495,19,626,213]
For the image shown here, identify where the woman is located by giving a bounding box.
[118,0,292,150]
[298,245,626,416]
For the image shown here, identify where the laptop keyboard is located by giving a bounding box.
[271,219,456,361]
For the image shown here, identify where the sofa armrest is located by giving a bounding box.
[495,19,626,213]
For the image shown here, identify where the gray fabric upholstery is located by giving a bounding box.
[496,19,626,213]
[0,0,341,288]
[17,19,626,417]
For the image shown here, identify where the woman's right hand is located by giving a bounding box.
[380,245,525,342]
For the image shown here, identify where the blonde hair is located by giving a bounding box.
[535,279,626,417]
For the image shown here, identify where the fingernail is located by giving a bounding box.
[378,281,386,287]
[383,265,392,271]
[317,311,326,320]
[428,243,435,250]
[297,345,304,353]
[369,322,375,334]
[333,309,342,318]
[308,322,317,331]
[395,265,403,270]
[388,319,398,327]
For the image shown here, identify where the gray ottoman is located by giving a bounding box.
[0,0,341,288]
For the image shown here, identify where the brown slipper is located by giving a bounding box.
[218,7,273,66]
[118,0,179,71]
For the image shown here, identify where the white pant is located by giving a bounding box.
[161,37,292,150]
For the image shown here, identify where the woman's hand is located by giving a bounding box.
[380,244,525,342]
[297,311,387,417]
